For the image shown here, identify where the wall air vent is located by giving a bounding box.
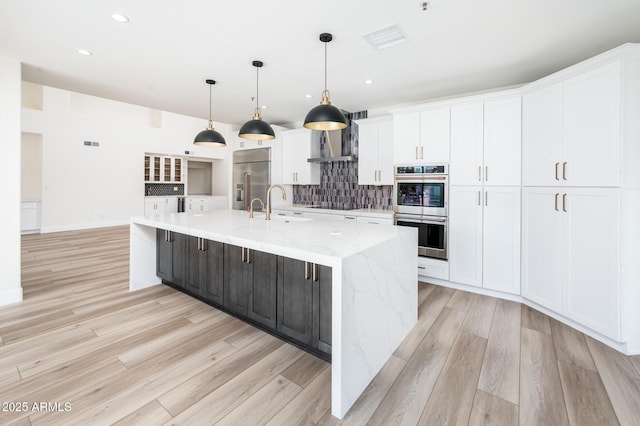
[83,140,99,147]
[362,24,408,50]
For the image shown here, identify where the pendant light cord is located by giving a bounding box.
[256,65,260,110]
[324,40,328,91]
[208,83,212,125]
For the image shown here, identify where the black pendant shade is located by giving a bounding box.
[194,79,226,147]
[239,60,275,141]
[304,33,347,131]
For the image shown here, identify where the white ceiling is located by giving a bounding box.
[1,0,639,127]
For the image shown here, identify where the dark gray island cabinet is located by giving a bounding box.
[156,230,331,357]
[130,211,417,419]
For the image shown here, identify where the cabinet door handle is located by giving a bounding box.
[562,162,567,181]
[421,146,424,159]
[241,247,246,263]
[478,166,482,182]
[555,193,559,211]
[562,193,567,212]
[197,238,201,251]
[246,248,251,263]
[313,263,318,282]
[304,261,310,280]
[415,146,419,160]
[485,166,488,182]
[555,162,560,181]
[478,191,481,206]
[485,191,488,207]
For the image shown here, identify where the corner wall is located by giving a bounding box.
[0,56,23,306]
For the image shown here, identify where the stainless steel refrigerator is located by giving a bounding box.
[232,148,271,211]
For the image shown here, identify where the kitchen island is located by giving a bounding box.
[129,210,417,419]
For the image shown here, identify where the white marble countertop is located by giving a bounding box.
[273,204,394,219]
[132,210,412,267]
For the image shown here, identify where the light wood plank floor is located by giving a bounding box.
[1,225,639,425]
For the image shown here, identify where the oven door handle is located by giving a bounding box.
[395,214,447,223]
[394,175,447,181]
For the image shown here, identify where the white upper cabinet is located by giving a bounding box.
[281,128,320,185]
[234,137,272,151]
[393,112,420,164]
[450,95,521,186]
[393,107,450,164]
[563,62,621,187]
[522,83,564,186]
[523,61,621,187]
[356,117,394,185]
[483,97,522,186]
[450,103,484,185]
[420,107,450,164]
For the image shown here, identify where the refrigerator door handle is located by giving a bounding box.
[243,172,251,211]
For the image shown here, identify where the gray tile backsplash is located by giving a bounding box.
[145,183,184,196]
[293,110,393,210]
[293,161,393,210]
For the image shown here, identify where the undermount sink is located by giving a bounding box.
[252,213,312,222]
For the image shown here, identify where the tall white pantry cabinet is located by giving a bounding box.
[521,44,640,354]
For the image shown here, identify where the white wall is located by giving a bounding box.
[0,55,23,306]
[21,85,232,232]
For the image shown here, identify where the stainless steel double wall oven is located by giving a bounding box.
[394,164,448,260]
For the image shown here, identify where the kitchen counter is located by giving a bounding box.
[129,210,417,419]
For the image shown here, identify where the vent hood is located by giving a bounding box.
[307,121,359,164]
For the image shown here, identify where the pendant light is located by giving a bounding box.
[194,79,226,147]
[239,60,275,140]
[303,33,347,131]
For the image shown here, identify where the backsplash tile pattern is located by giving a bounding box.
[293,161,393,210]
[145,183,184,196]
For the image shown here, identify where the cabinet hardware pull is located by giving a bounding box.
[478,166,482,181]
[485,166,488,181]
[562,193,567,212]
[202,239,207,252]
[421,146,424,159]
[197,238,201,251]
[555,162,560,181]
[304,261,310,280]
[485,191,488,207]
[555,193,559,211]
[241,247,246,263]
[415,146,419,160]
[418,266,426,270]
[247,248,251,264]
[477,191,481,206]
[313,263,318,282]
[562,162,567,180]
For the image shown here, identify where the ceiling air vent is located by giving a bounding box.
[362,24,408,50]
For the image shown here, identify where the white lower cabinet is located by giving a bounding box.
[449,186,520,294]
[144,198,178,215]
[186,197,210,213]
[522,187,621,340]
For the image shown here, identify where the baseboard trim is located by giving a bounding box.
[41,219,130,234]
[0,287,23,307]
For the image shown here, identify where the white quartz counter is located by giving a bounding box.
[129,210,417,419]
[133,210,401,266]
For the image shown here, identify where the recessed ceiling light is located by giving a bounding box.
[261,105,267,109]
[364,79,374,85]
[77,49,93,56]
[305,94,312,99]
[111,13,129,23]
